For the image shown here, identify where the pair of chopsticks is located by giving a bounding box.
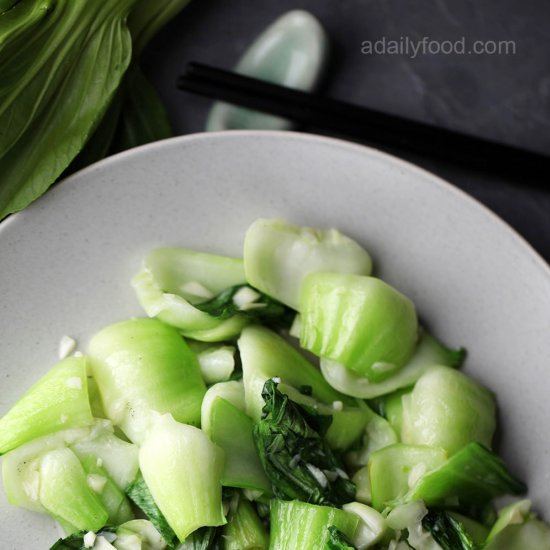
[178,62,550,183]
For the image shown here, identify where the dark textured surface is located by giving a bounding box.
[142,0,550,263]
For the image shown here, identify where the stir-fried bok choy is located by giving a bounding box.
[0,218,548,549]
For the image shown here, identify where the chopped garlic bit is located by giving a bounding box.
[22,467,40,501]
[58,335,77,359]
[181,281,214,300]
[332,400,344,411]
[271,376,281,384]
[74,351,84,357]
[96,457,104,468]
[323,469,338,482]
[306,463,328,488]
[93,535,117,549]
[335,467,349,480]
[232,286,262,310]
[83,531,96,548]
[65,377,82,390]
[87,474,107,493]
[289,454,301,468]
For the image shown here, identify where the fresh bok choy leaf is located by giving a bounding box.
[0,0,191,219]
[253,379,356,506]
[0,0,135,219]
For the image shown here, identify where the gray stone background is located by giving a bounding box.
[142,0,550,262]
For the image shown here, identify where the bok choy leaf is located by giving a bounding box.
[0,0,135,218]
[253,379,356,506]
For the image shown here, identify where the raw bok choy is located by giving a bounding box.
[0,0,190,219]
[1,217,549,550]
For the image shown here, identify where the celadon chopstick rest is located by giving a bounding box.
[205,10,329,131]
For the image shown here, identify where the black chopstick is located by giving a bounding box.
[178,62,550,183]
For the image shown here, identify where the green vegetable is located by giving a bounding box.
[115,519,167,550]
[139,413,226,542]
[189,342,236,385]
[484,500,550,549]
[253,380,355,506]
[205,395,271,493]
[221,499,269,550]
[39,447,108,533]
[126,474,178,547]
[195,284,291,326]
[238,325,354,422]
[0,356,93,454]
[2,422,102,513]
[177,527,220,549]
[401,366,496,455]
[0,0,134,218]
[49,528,116,550]
[0,0,195,219]
[88,318,206,443]
[326,526,356,549]
[422,509,476,550]
[79,454,133,525]
[300,273,418,382]
[405,442,527,508]
[342,502,386,548]
[70,424,140,491]
[132,248,250,341]
[269,500,359,550]
[368,443,447,511]
[320,330,464,399]
[244,218,372,309]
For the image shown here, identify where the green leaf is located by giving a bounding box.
[0,0,135,219]
[110,63,173,153]
[422,510,476,550]
[181,526,221,550]
[253,379,356,506]
[407,442,527,508]
[49,528,116,550]
[126,474,178,548]
[326,526,357,549]
[196,284,292,325]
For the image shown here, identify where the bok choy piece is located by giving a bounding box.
[300,273,418,382]
[243,218,373,310]
[320,330,465,399]
[269,500,359,549]
[201,382,271,493]
[238,325,355,422]
[404,442,527,508]
[221,499,269,550]
[126,474,178,547]
[401,366,496,455]
[326,527,357,550]
[421,510,476,550]
[39,447,109,533]
[88,318,206,443]
[139,414,226,543]
[0,0,135,219]
[0,356,93,454]
[131,248,250,341]
[253,380,355,506]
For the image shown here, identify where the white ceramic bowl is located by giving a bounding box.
[1,131,549,547]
